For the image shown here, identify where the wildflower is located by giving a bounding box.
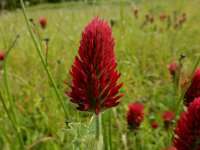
[168,60,178,77]
[151,121,159,129]
[38,17,47,29]
[173,97,200,150]
[159,13,167,20]
[162,111,174,129]
[133,8,139,15]
[0,51,5,61]
[65,17,123,115]
[183,68,200,106]
[127,103,144,130]
[149,15,154,23]
[133,8,139,19]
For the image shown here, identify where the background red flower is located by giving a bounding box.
[127,103,144,130]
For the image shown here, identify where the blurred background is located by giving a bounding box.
[1,0,118,10]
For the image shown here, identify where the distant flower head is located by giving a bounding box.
[127,103,144,130]
[151,121,159,129]
[183,68,200,106]
[0,51,5,61]
[133,7,139,15]
[38,17,47,29]
[168,60,178,77]
[133,7,139,19]
[162,111,174,129]
[159,13,167,20]
[181,13,187,22]
[65,17,123,115]
[149,15,154,23]
[173,97,200,150]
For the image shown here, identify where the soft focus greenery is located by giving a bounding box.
[0,0,200,149]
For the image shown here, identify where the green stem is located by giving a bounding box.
[175,55,200,118]
[95,114,101,150]
[19,0,68,119]
[0,24,7,48]
[0,92,14,149]
[95,114,101,141]
[108,110,112,150]
[3,36,25,150]
[102,115,108,150]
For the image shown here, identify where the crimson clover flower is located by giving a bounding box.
[168,60,178,77]
[183,68,200,106]
[0,51,6,61]
[173,97,200,150]
[127,103,144,130]
[151,121,159,129]
[0,51,5,61]
[38,17,47,29]
[162,111,174,129]
[65,17,123,115]
[159,13,167,20]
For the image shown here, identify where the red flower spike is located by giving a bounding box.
[183,68,200,106]
[162,111,174,129]
[38,17,47,29]
[65,17,123,115]
[0,51,5,61]
[173,97,200,150]
[127,103,144,130]
[133,8,139,15]
[159,13,167,20]
[133,8,139,19]
[151,121,159,129]
[168,60,178,77]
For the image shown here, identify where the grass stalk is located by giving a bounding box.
[175,55,200,117]
[108,110,112,150]
[3,35,25,150]
[95,114,101,150]
[19,0,69,119]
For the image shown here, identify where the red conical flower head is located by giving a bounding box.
[162,111,174,129]
[127,103,144,130]
[183,68,200,106]
[65,17,123,115]
[173,97,200,150]
[38,17,47,29]
[0,51,5,61]
[151,121,159,129]
[168,60,178,77]
[159,13,167,20]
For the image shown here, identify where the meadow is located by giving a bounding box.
[0,0,200,149]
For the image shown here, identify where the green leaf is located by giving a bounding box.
[87,115,96,135]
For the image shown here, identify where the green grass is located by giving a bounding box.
[0,0,200,149]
